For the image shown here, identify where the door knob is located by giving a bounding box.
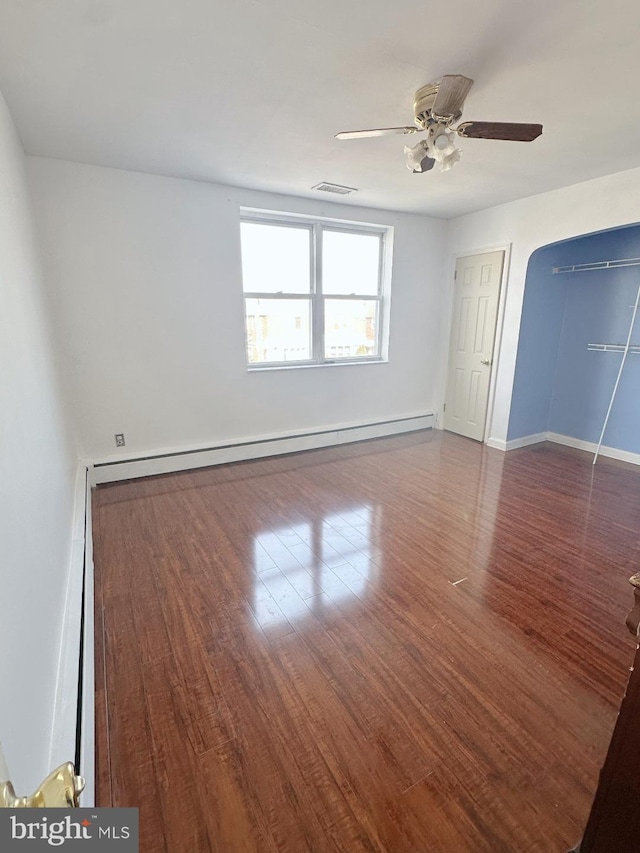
[480,358,491,366]
[1,762,85,808]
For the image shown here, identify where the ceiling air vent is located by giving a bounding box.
[311,182,357,195]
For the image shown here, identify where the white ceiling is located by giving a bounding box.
[1,0,639,218]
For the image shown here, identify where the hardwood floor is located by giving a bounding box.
[92,430,640,852]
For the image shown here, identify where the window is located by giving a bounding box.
[240,213,390,367]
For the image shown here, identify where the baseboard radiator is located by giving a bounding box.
[91,413,434,485]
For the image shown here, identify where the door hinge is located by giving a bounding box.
[443,403,446,412]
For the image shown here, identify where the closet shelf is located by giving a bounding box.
[588,343,640,353]
[553,257,640,274]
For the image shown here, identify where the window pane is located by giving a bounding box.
[324,300,379,359]
[322,230,381,295]
[241,222,310,293]
[245,298,311,363]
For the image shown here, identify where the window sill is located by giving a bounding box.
[247,357,387,372]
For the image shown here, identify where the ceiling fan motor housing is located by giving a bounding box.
[413,81,463,128]
[413,82,439,128]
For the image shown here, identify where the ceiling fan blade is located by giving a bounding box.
[432,75,474,120]
[456,121,543,141]
[414,154,436,173]
[335,126,419,140]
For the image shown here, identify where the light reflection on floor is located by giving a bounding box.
[251,505,380,627]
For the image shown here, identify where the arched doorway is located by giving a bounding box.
[507,224,640,463]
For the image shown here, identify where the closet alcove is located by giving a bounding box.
[508,224,640,462]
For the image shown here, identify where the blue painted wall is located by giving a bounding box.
[508,225,640,455]
[507,244,568,439]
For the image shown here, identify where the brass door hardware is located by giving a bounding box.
[1,762,85,808]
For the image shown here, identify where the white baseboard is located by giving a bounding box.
[489,430,640,467]
[486,433,547,450]
[49,465,88,777]
[498,432,548,451]
[91,413,434,484]
[546,432,640,467]
[486,437,507,451]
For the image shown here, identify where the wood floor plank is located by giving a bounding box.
[92,431,640,850]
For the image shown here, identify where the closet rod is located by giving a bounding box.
[553,257,640,274]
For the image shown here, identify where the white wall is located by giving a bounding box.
[447,167,640,446]
[0,92,77,793]
[27,158,448,461]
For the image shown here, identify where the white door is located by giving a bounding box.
[0,741,8,786]
[444,250,504,441]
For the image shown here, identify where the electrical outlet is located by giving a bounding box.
[114,433,125,447]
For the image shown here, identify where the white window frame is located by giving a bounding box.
[240,210,392,369]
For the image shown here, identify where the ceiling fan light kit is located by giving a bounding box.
[428,126,461,172]
[404,126,461,173]
[404,140,432,173]
[336,74,543,175]
[437,146,461,172]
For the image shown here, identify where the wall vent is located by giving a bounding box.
[311,182,357,195]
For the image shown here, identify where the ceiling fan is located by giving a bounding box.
[335,75,542,174]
